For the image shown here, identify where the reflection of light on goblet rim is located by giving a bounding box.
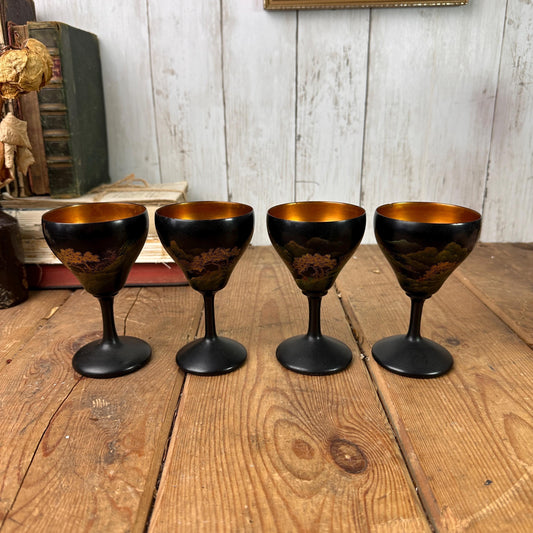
[376,202,481,225]
[42,202,147,224]
[156,201,253,221]
[268,201,365,223]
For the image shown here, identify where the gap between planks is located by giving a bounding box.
[142,376,188,533]
[334,282,438,532]
[142,296,204,533]
[0,380,81,529]
[1,285,191,532]
[0,287,143,529]
[455,273,533,351]
[335,244,533,531]
[146,246,430,532]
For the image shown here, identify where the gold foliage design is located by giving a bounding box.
[293,253,337,279]
[55,248,120,273]
[168,242,242,291]
[383,241,470,296]
[188,247,241,275]
[270,240,343,293]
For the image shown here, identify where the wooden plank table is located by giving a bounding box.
[0,244,531,532]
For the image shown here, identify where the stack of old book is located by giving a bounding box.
[2,14,188,287]
[1,177,188,287]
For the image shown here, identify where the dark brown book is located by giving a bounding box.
[18,92,49,194]
[0,0,35,43]
[27,21,109,198]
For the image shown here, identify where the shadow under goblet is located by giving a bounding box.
[42,203,152,378]
[155,201,254,375]
[267,201,366,375]
[372,202,482,378]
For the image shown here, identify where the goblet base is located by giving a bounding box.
[276,334,352,375]
[176,336,247,375]
[73,336,152,378]
[372,335,453,378]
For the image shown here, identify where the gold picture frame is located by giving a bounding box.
[264,0,468,9]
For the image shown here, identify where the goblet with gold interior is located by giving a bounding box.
[372,201,482,378]
[155,201,254,375]
[42,202,152,378]
[267,201,366,375]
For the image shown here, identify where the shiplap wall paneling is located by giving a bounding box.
[34,0,161,183]
[223,0,296,244]
[149,1,227,200]
[295,11,369,205]
[29,0,533,244]
[360,1,506,242]
[482,0,533,243]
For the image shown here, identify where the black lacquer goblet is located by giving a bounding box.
[42,203,152,378]
[372,202,482,378]
[267,201,366,375]
[155,201,254,375]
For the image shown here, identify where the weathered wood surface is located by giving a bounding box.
[149,1,227,201]
[337,245,533,532]
[482,0,533,243]
[148,246,427,532]
[0,287,197,531]
[295,10,368,204]
[0,245,531,532]
[360,1,506,242]
[33,1,533,244]
[0,290,70,367]
[457,242,533,348]
[222,1,296,245]
[1,289,110,524]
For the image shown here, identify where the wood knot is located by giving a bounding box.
[446,337,461,346]
[330,438,367,474]
[292,438,315,460]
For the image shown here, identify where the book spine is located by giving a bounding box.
[27,22,76,198]
[0,0,36,43]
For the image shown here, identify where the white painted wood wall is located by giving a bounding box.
[34,0,532,245]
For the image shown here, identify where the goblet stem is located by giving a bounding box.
[306,294,323,339]
[372,295,453,378]
[276,291,351,375]
[98,296,120,345]
[175,290,246,375]
[203,291,217,340]
[72,295,151,378]
[406,297,425,341]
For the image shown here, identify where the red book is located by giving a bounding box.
[26,263,187,289]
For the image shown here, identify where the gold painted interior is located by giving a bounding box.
[157,201,253,221]
[42,203,146,224]
[268,202,365,222]
[377,202,481,224]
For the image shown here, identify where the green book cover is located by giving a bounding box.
[28,21,109,198]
